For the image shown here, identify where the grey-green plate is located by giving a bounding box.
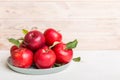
[7,57,70,75]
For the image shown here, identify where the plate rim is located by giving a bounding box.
[7,57,70,75]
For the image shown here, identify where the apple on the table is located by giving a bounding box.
[8,28,80,69]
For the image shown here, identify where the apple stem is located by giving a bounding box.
[66,39,78,49]
[17,37,24,41]
[49,41,60,49]
[44,49,49,53]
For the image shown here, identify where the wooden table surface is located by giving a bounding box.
[0,0,120,50]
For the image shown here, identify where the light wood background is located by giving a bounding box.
[0,0,120,50]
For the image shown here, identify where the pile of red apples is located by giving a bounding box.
[8,28,80,69]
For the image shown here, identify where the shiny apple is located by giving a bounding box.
[44,28,62,46]
[24,30,45,51]
[11,48,33,68]
[34,46,56,69]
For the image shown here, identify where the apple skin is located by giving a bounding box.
[24,30,45,51]
[11,48,33,68]
[52,43,73,64]
[44,28,62,46]
[10,45,18,55]
[34,46,56,69]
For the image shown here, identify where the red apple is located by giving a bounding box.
[11,48,33,68]
[10,45,18,55]
[52,43,73,64]
[34,46,56,69]
[24,30,45,51]
[44,28,62,46]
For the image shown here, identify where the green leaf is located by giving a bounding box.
[22,29,28,35]
[66,39,78,49]
[8,38,20,47]
[53,63,64,67]
[73,57,81,62]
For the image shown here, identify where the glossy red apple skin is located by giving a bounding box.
[11,48,33,68]
[44,28,62,46]
[10,45,18,55]
[34,46,56,69]
[24,30,45,51]
[52,43,73,64]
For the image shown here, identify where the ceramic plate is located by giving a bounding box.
[7,57,70,75]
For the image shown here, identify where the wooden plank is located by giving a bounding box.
[0,1,120,50]
[0,0,120,2]
[0,1,120,19]
[0,18,120,50]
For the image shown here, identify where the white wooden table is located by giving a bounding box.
[1,50,120,80]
